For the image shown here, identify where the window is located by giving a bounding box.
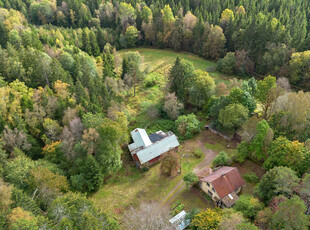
[207,182,210,187]
[212,188,215,192]
[208,191,213,196]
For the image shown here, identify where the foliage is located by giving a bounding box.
[218,104,249,132]
[163,93,183,120]
[0,178,12,212]
[218,210,245,230]
[189,70,215,108]
[170,201,185,216]
[300,173,310,209]
[233,195,264,220]
[125,26,139,48]
[263,136,310,175]
[28,166,69,209]
[236,222,259,230]
[243,173,260,184]
[217,52,235,75]
[175,114,201,139]
[191,208,222,230]
[228,88,256,114]
[212,151,230,167]
[193,149,203,158]
[169,57,195,103]
[160,151,180,176]
[255,76,278,119]
[48,192,118,229]
[183,172,199,188]
[271,196,309,230]
[256,166,300,203]
[288,51,310,91]
[269,91,310,141]
[70,155,104,193]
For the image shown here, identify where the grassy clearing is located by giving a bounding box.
[92,154,203,219]
[118,48,231,83]
[117,48,236,132]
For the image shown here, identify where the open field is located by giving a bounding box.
[117,48,232,83]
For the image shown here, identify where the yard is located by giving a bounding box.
[91,130,218,220]
[91,129,263,222]
[91,48,264,222]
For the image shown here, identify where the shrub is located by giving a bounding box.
[183,172,199,188]
[212,151,230,167]
[217,52,236,75]
[243,173,260,184]
[234,195,264,220]
[144,73,163,88]
[175,114,201,139]
[193,149,203,158]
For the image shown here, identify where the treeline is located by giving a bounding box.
[1,0,310,90]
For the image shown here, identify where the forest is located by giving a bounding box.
[0,0,310,229]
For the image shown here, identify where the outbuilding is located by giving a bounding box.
[128,128,180,168]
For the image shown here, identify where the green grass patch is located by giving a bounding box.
[91,151,204,218]
[118,48,231,83]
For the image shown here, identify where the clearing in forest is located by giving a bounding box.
[117,48,231,82]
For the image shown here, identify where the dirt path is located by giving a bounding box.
[160,134,217,205]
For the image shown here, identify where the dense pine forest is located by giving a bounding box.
[0,0,310,229]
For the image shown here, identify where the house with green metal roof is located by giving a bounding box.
[128,128,180,168]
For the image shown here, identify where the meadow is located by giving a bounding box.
[116,48,235,133]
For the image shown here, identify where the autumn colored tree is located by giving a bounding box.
[160,151,180,176]
[191,208,223,230]
[263,136,310,175]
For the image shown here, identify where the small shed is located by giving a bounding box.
[169,210,191,230]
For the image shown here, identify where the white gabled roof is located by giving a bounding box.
[169,211,191,230]
[169,211,187,224]
[128,128,152,152]
[136,133,180,164]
